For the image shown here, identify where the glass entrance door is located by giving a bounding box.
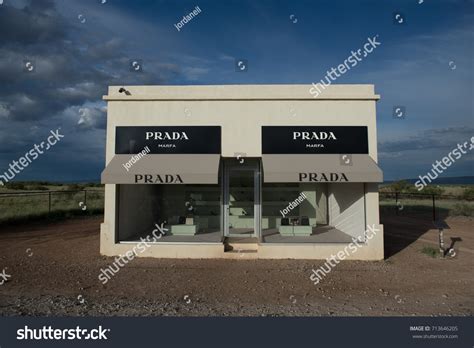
[224,159,260,238]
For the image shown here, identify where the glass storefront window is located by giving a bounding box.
[115,168,366,244]
[261,182,366,243]
[117,184,221,242]
[261,183,328,240]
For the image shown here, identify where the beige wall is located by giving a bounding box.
[103,85,379,163]
[101,84,383,260]
[328,183,365,239]
[105,99,378,160]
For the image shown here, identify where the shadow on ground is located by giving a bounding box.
[381,206,452,258]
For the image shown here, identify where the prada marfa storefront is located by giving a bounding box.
[101,85,384,260]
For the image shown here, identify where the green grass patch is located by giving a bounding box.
[0,189,104,224]
[379,198,474,217]
[421,246,440,258]
[449,203,474,217]
[0,208,104,226]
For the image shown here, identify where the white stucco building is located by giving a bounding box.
[101,84,384,260]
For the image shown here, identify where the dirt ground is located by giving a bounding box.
[0,213,472,316]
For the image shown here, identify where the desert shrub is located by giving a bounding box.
[28,185,49,191]
[5,182,26,190]
[86,191,103,200]
[86,182,103,188]
[388,180,414,193]
[421,185,445,196]
[449,203,474,217]
[461,186,474,201]
[67,183,85,191]
[421,246,440,258]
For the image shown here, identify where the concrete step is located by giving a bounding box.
[222,250,258,259]
[224,237,259,251]
[225,249,258,254]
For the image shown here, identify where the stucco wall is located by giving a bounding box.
[328,183,365,239]
[100,84,383,260]
[104,100,378,161]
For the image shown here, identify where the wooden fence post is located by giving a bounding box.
[395,192,399,215]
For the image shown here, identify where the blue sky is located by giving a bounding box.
[0,0,473,181]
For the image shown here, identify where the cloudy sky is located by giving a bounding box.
[0,0,473,182]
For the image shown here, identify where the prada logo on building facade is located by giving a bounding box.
[116,126,221,154]
[135,174,184,184]
[145,131,189,141]
[293,131,337,140]
[262,126,368,154]
[293,131,337,148]
[299,173,349,182]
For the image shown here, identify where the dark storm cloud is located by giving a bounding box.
[0,0,184,181]
[87,38,124,60]
[0,0,177,124]
[0,0,66,45]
